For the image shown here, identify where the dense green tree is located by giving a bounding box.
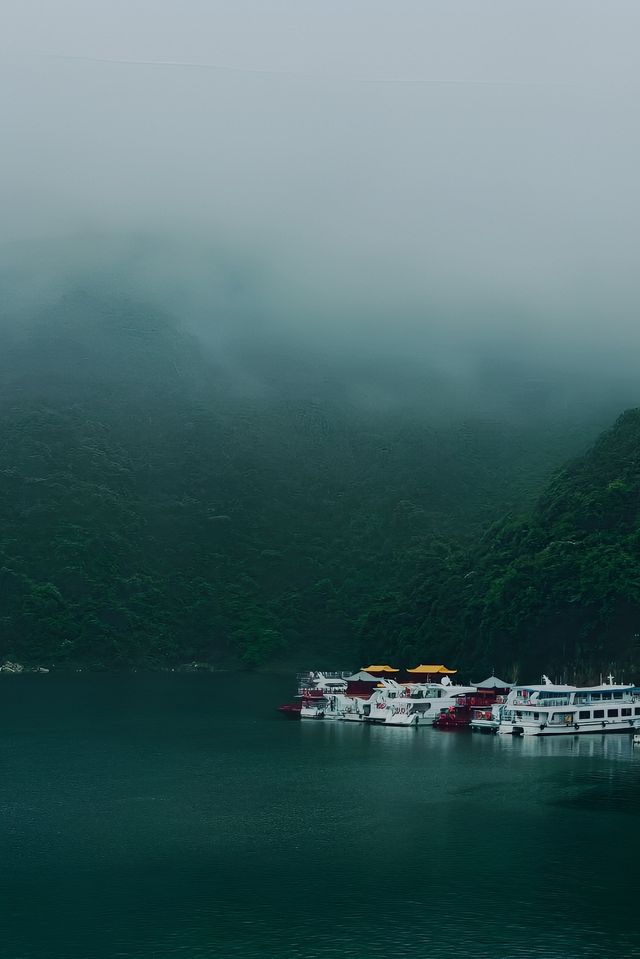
[363,411,640,679]
[0,288,622,669]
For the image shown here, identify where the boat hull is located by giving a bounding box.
[470,721,500,733]
[497,719,639,736]
[435,719,471,730]
[365,714,419,726]
[277,704,301,719]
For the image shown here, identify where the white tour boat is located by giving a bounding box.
[470,675,640,736]
[278,671,351,718]
[300,692,355,720]
[339,679,477,726]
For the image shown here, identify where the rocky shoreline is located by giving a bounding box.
[0,661,49,674]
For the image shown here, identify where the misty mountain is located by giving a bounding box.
[363,410,640,679]
[3,1,640,675]
[0,283,615,669]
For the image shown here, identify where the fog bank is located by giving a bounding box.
[2,1,640,416]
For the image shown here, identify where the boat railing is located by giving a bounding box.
[511,696,569,706]
[456,695,496,708]
[296,671,351,681]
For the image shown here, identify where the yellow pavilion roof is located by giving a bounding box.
[406,664,457,674]
[361,664,399,673]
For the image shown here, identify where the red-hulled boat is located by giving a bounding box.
[277,671,350,719]
[434,676,511,730]
[277,702,303,718]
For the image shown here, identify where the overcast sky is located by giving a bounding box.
[2,1,640,386]
[3,0,640,82]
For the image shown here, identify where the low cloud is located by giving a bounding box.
[1,1,640,420]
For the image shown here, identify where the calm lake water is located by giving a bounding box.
[1,673,639,959]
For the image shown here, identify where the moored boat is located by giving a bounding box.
[278,663,468,725]
[277,702,302,719]
[277,671,351,719]
[471,675,640,736]
[350,673,475,726]
[434,676,512,731]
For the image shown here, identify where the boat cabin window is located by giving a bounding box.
[551,712,574,725]
[579,710,590,719]
[622,708,632,717]
[601,692,612,701]
[635,707,640,715]
[607,709,618,718]
[594,709,604,718]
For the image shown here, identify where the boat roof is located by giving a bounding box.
[361,664,399,673]
[345,671,382,682]
[516,682,634,693]
[375,681,476,694]
[473,675,512,689]
[406,664,457,674]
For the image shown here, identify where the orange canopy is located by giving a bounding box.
[406,664,457,674]
[361,665,399,673]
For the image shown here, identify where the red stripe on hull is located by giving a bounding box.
[277,704,302,719]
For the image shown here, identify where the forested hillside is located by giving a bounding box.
[363,410,640,679]
[0,287,621,670]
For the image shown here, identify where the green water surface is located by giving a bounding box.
[1,674,638,959]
